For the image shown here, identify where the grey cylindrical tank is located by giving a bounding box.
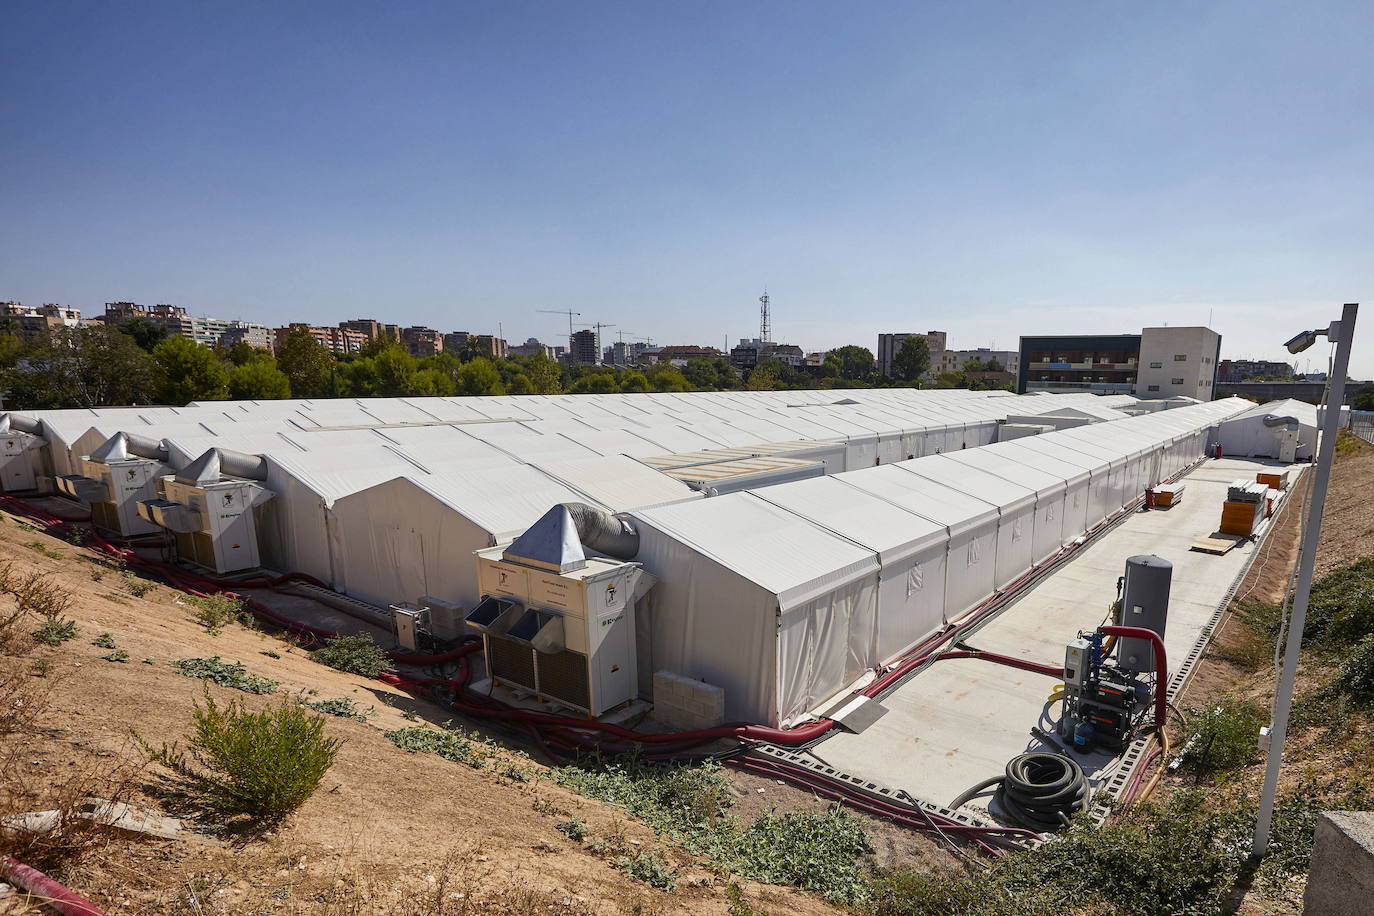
[1117,554,1172,674]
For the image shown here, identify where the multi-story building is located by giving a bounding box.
[464,335,508,359]
[1217,359,1296,383]
[273,324,367,354]
[104,301,186,324]
[931,348,1020,377]
[220,321,275,351]
[876,331,947,377]
[655,345,723,363]
[400,326,444,358]
[1134,327,1222,399]
[1018,326,1220,399]
[0,302,83,342]
[509,337,558,360]
[569,329,600,365]
[340,318,401,344]
[730,338,804,369]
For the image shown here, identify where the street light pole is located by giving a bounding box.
[1252,302,1358,856]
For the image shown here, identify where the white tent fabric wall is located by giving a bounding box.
[330,465,591,611]
[940,447,1069,564]
[982,440,1092,542]
[630,494,880,726]
[837,463,1000,620]
[750,477,948,667]
[896,455,1038,589]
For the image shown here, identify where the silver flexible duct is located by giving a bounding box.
[563,502,640,560]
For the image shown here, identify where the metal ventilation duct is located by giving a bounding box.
[502,502,639,572]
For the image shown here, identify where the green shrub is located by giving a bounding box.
[1180,701,1266,774]
[119,569,155,597]
[101,648,129,663]
[92,631,117,649]
[304,696,375,722]
[170,657,279,694]
[556,817,587,842]
[614,849,678,890]
[187,593,250,632]
[1300,559,1374,646]
[143,687,342,818]
[1332,635,1374,704]
[31,618,79,646]
[310,633,390,678]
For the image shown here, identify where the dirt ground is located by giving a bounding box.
[0,516,854,916]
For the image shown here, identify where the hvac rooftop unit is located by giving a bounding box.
[466,506,654,717]
[56,435,166,536]
[136,449,273,574]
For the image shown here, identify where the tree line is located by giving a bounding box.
[0,321,1006,409]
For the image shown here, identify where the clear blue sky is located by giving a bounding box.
[2,1,1371,376]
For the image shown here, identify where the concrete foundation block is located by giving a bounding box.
[1304,811,1374,915]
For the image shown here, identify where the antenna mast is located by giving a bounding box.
[759,289,771,344]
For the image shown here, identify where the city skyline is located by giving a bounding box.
[2,2,1370,375]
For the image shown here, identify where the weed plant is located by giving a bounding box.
[614,849,679,890]
[142,687,342,818]
[304,696,376,722]
[92,631,117,649]
[187,593,250,633]
[31,618,79,646]
[310,633,390,678]
[1331,635,1374,704]
[1180,700,1265,775]
[170,657,279,694]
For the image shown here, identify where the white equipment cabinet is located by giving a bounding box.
[467,514,653,717]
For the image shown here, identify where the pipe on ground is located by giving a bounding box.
[0,854,107,916]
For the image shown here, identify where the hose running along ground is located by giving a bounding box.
[949,752,1090,832]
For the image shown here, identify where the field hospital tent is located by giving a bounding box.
[837,463,1000,620]
[751,477,949,665]
[631,494,880,726]
[1216,399,1319,460]
[940,447,1069,562]
[330,464,590,611]
[898,455,1039,588]
[531,455,702,513]
[981,441,1092,541]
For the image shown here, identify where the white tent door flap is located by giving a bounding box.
[876,550,947,663]
[385,524,427,601]
[775,575,878,725]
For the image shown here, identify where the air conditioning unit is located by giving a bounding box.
[0,430,45,493]
[465,509,654,717]
[57,437,167,535]
[136,450,273,574]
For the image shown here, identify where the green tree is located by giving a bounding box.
[522,353,563,394]
[410,367,456,396]
[223,341,265,366]
[890,336,931,382]
[824,345,876,382]
[118,317,170,351]
[151,336,231,404]
[961,358,987,373]
[645,364,691,392]
[0,333,24,370]
[1351,387,1374,412]
[227,358,291,400]
[746,362,782,390]
[506,373,535,395]
[619,370,650,393]
[455,357,504,395]
[683,357,737,391]
[371,347,419,396]
[567,370,619,394]
[984,358,1005,372]
[276,326,336,397]
[3,326,154,408]
[933,370,967,389]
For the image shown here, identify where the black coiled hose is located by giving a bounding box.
[949,752,1089,831]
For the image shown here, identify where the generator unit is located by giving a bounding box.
[56,434,166,536]
[464,505,654,717]
[136,448,273,574]
[1058,555,1172,753]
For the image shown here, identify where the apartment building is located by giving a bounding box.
[0,302,84,342]
[401,326,444,358]
[1018,326,1220,399]
[274,324,368,354]
[340,318,401,344]
[931,348,1020,377]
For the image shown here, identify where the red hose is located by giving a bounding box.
[1098,625,1168,731]
[0,855,106,915]
[935,649,1064,679]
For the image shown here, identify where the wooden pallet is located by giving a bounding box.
[1191,533,1246,555]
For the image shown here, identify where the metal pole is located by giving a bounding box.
[1252,302,1358,856]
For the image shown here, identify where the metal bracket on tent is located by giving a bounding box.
[819,694,889,734]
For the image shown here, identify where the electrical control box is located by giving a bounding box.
[1063,637,1091,689]
[0,431,43,493]
[391,602,424,651]
[1117,555,1172,674]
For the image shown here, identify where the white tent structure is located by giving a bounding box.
[751,477,948,666]
[631,494,880,726]
[838,463,1001,620]
[1216,399,1319,460]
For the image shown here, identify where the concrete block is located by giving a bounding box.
[1304,811,1374,915]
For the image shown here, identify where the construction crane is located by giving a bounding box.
[537,309,582,343]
